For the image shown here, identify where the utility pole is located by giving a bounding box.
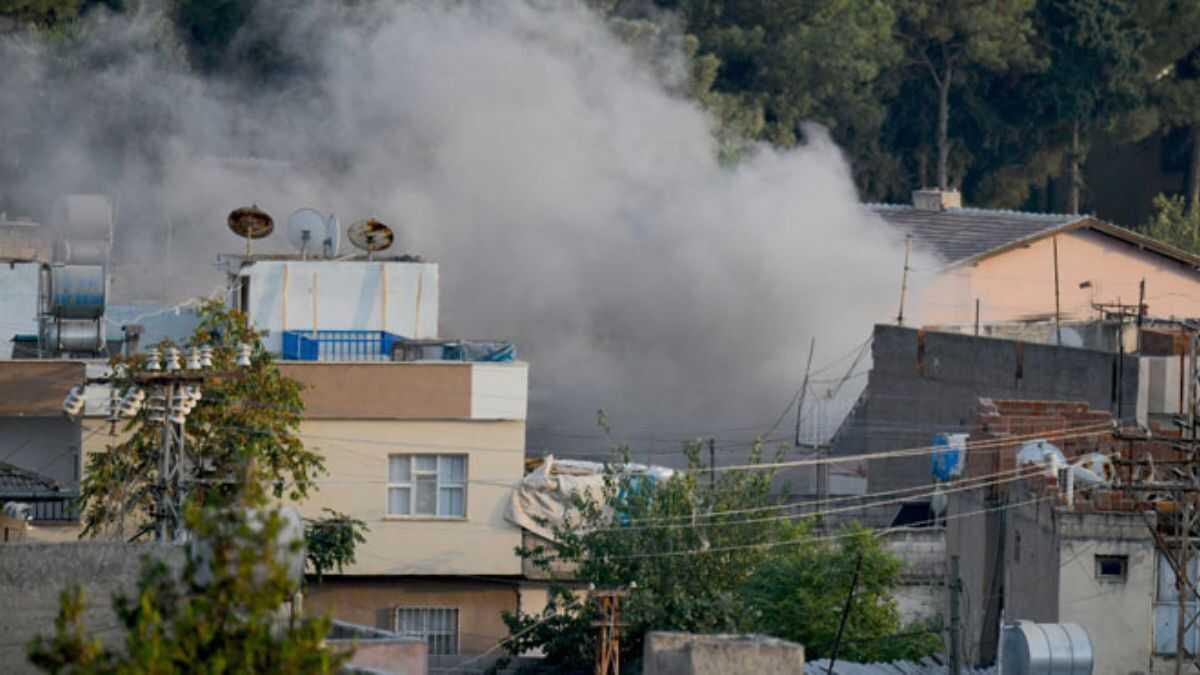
[897,235,912,326]
[794,338,815,447]
[708,438,716,488]
[974,299,980,337]
[949,555,963,675]
[826,552,865,675]
[66,343,248,542]
[593,587,629,675]
[1137,278,1146,353]
[1053,235,1062,346]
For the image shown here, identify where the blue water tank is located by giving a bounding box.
[48,265,106,319]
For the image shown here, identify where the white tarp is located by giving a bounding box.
[505,455,674,542]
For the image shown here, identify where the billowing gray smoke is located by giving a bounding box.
[0,1,928,460]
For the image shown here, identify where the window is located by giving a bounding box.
[387,454,467,517]
[395,607,459,655]
[1095,554,1128,582]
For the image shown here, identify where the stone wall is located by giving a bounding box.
[643,632,805,675]
[0,541,179,675]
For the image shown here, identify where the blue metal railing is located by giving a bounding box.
[281,330,517,363]
[282,330,403,361]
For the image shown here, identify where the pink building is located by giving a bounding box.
[872,190,1200,329]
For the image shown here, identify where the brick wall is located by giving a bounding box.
[969,398,1181,511]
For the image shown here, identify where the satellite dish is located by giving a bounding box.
[347,218,395,261]
[227,205,274,257]
[286,208,326,260]
[324,213,341,258]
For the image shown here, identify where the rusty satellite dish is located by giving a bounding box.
[347,218,395,260]
[227,205,274,257]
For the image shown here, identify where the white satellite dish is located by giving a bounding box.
[286,208,326,260]
[324,213,341,258]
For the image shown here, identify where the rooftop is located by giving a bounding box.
[869,203,1081,264]
[869,196,1200,269]
[0,462,60,495]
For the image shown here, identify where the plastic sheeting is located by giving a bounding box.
[931,433,969,482]
[505,455,674,542]
[1016,440,1068,477]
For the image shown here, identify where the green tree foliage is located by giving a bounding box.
[661,0,901,179]
[0,0,81,27]
[1143,192,1200,253]
[81,301,324,540]
[499,442,937,672]
[742,527,942,662]
[892,0,1042,191]
[1031,0,1145,212]
[28,501,348,673]
[304,508,368,581]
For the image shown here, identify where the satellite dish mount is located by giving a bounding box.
[227,205,275,258]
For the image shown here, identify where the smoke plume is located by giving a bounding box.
[0,1,928,461]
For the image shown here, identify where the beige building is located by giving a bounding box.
[283,360,531,665]
[872,190,1200,330]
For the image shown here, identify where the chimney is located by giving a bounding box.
[912,189,962,211]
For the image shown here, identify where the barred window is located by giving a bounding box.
[387,455,467,517]
[395,607,459,655]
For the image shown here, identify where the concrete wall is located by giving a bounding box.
[1003,500,1060,625]
[278,361,528,421]
[946,490,1006,665]
[832,325,1138,494]
[883,529,945,625]
[242,260,440,353]
[0,263,40,356]
[643,632,805,675]
[328,622,428,675]
[0,542,178,675]
[295,419,525,576]
[1054,509,1156,675]
[918,227,1200,326]
[305,576,517,658]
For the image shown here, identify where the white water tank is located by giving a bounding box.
[1003,621,1093,675]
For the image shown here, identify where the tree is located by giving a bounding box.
[304,508,368,581]
[893,0,1041,190]
[656,0,902,184]
[28,500,349,673]
[0,0,81,27]
[1143,192,1200,254]
[80,300,324,541]
[742,526,942,663]
[1030,0,1145,213]
[1131,1,1200,212]
[498,442,939,671]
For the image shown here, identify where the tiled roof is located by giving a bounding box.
[869,204,1085,264]
[0,462,59,494]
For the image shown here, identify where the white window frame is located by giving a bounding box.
[387,454,468,518]
[394,606,460,656]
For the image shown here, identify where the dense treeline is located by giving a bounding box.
[6,0,1200,235]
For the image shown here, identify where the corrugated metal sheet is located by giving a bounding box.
[805,657,995,674]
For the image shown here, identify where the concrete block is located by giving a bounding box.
[643,632,804,675]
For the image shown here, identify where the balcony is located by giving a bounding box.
[281,330,515,364]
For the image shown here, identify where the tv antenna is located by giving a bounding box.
[227,205,274,258]
[285,208,327,260]
[347,218,395,261]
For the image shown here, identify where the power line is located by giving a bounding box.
[604,493,1055,561]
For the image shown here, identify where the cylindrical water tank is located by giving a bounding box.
[1003,621,1093,675]
[42,318,103,353]
[48,265,106,319]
